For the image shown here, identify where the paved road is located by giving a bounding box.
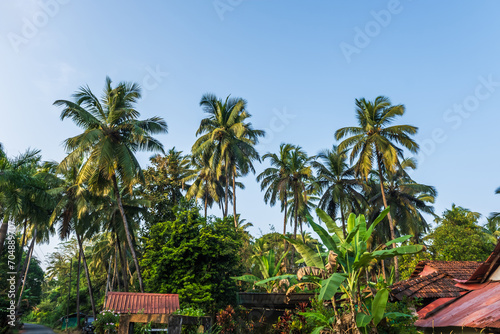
[20,324,55,334]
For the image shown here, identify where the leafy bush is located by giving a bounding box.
[93,309,120,334]
[141,206,245,312]
[272,302,314,334]
[215,305,256,334]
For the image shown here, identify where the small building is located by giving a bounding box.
[104,292,211,334]
[415,241,500,333]
[105,292,179,334]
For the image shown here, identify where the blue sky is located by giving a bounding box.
[2,1,500,262]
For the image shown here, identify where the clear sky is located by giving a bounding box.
[2,1,500,264]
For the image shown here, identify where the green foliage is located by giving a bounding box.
[94,309,120,334]
[172,307,206,317]
[287,208,424,333]
[398,249,432,280]
[141,206,244,312]
[426,204,494,261]
[378,298,421,334]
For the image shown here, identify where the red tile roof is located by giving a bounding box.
[411,261,482,281]
[415,282,500,329]
[391,272,466,300]
[104,292,179,314]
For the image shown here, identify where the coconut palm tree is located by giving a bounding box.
[367,158,437,244]
[185,153,225,219]
[54,77,168,292]
[335,96,419,280]
[287,146,314,240]
[48,159,97,318]
[192,93,264,227]
[148,148,193,204]
[312,145,365,237]
[257,143,295,241]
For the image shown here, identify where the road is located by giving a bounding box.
[20,324,55,334]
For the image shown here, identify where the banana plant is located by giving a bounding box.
[231,250,295,293]
[285,207,424,332]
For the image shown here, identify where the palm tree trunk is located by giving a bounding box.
[291,189,299,268]
[0,215,9,256]
[232,173,237,228]
[376,155,399,282]
[16,219,28,275]
[76,249,81,329]
[16,230,36,311]
[339,197,347,238]
[112,246,118,291]
[76,232,96,319]
[117,236,128,292]
[224,171,229,218]
[204,195,208,220]
[293,190,299,240]
[282,191,288,249]
[66,258,72,331]
[112,174,144,292]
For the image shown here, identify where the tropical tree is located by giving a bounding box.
[335,96,419,280]
[147,148,193,204]
[372,158,436,243]
[312,145,365,236]
[48,160,98,318]
[184,152,225,219]
[287,146,314,240]
[426,204,494,261]
[192,93,264,227]
[257,143,295,242]
[54,76,168,292]
[286,208,424,333]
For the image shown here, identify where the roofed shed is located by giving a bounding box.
[104,292,179,334]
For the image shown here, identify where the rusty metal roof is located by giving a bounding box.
[466,240,500,283]
[391,272,467,301]
[415,282,500,329]
[410,261,482,281]
[104,292,179,314]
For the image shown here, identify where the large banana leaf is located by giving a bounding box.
[316,208,344,244]
[385,235,412,247]
[284,236,325,268]
[307,216,338,251]
[364,207,390,242]
[255,274,296,286]
[354,244,424,269]
[372,288,389,326]
[318,273,348,301]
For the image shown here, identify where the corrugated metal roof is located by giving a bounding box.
[411,261,482,281]
[466,241,500,283]
[104,292,179,314]
[391,272,466,301]
[415,282,500,329]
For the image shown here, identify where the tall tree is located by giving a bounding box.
[287,146,314,241]
[54,77,168,292]
[312,145,365,236]
[335,96,419,280]
[192,93,264,227]
[373,158,436,243]
[257,143,295,242]
[184,153,224,219]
